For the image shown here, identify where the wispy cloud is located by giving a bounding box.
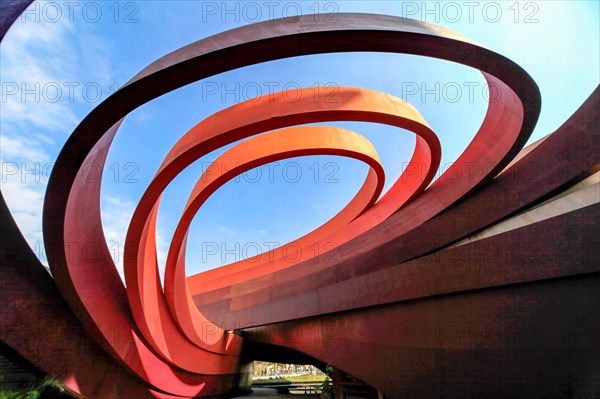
[1,18,79,133]
[1,13,121,272]
[101,195,170,282]
[0,173,45,242]
[0,134,50,163]
[101,195,135,280]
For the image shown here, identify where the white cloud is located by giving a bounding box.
[0,166,46,253]
[1,18,80,133]
[155,226,169,282]
[101,195,135,280]
[101,195,170,283]
[0,135,50,163]
[1,14,119,269]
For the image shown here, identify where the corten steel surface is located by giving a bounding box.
[168,87,439,288]
[244,258,600,398]
[1,3,599,398]
[0,0,30,39]
[128,124,390,362]
[193,88,600,329]
[160,126,389,347]
[42,12,539,397]
[131,88,441,350]
[0,194,193,399]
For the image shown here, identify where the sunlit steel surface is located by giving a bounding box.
[1,2,598,398]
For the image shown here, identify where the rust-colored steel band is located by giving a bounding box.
[41,13,540,397]
[180,88,439,295]
[127,86,440,352]
[127,123,388,360]
[158,126,385,346]
[123,86,439,371]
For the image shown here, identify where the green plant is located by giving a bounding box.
[319,364,334,394]
[0,376,65,399]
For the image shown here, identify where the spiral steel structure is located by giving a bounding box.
[1,2,598,398]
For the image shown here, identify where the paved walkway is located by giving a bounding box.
[236,387,319,398]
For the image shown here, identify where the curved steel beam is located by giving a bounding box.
[161,125,385,346]
[39,13,539,396]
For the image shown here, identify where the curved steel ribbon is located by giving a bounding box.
[127,123,387,360]
[160,125,386,346]
[127,86,439,349]
[41,13,540,397]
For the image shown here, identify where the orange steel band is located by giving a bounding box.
[125,87,438,365]
[41,14,540,397]
[160,126,385,346]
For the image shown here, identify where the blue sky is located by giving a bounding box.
[1,1,598,279]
